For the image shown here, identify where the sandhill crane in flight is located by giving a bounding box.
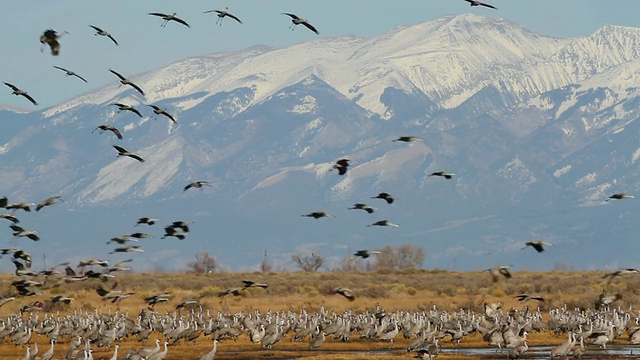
[0,249,31,267]
[89,25,118,45]
[0,196,7,208]
[108,236,137,245]
[109,69,145,96]
[184,181,210,191]
[78,259,109,267]
[243,280,268,288]
[3,83,38,105]
[110,245,144,254]
[10,225,40,241]
[368,220,399,228]
[53,66,88,83]
[113,145,145,162]
[108,259,134,273]
[50,295,74,304]
[353,250,380,259]
[372,192,395,204]
[514,294,545,302]
[93,125,123,140]
[136,217,158,226]
[162,226,186,240]
[39,29,66,56]
[147,105,176,123]
[170,220,191,232]
[393,136,423,143]
[484,265,512,283]
[522,240,553,253]
[204,7,243,25]
[0,213,19,224]
[36,196,64,211]
[5,203,35,212]
[282,13,319,34]
[608,193,635,200]
[129,232,153,239]
[603,268,639,283]
[111,103,143,117]
[332,159,350,175]
[464,0,498,9]
[332,287,355,301]
[429,171,455,179]
[149,12,190,28]
[349,203,375,214]
[302,211,334,219]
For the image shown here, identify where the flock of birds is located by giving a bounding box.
[3,1,640,360]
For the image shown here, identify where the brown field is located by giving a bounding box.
[0,269,637,359]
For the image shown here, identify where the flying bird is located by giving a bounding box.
[484,265,512,283]
[282,13,319,34]
[93,125,123,140]
[0,213,19,224]
[349,203,375,214]
[89,25,118,45]
[162,226,186,240]
[302,211,334,219]
[113,145,145,162]
[147,105,176,123]
[149,12,190,28]
[242,280,268,288]
[367,220,399,228]
[514,294,545,302]
[204,8,243,25]
[429,171,455,179]
[608,193,635,200]
[603,268,640,282]
[53,66,88,83]
[111,103,143,117]
[4,83,38,105]
[372,192,395,204]
[136,217,158,226]
[5,203,34,212]
[522,240,553,253]
[392,136,423,143]
[39,29,65,55]
[184,181,210,191]
[353,250,381,259]
[170,220,191,233]
[332,287,355,301]
[110,246,144,254]
[464,0,498,10]
[36,196,63,211]
[109,69,145,96]
[10,225,40,241]
[332,159,350,175]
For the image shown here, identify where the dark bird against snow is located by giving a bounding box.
[93,125,123,140]
[283,13,319,34]
[332,158,350,175]
[89,25,118,45]
[111,103,143,117]
[149,12,190,28]
[147,105,176,123]
[184,181,210,191]
[302,211,334,219]
[392,136,423,143]
[109,69,145,96]
[372,192,395,204]
[522,240,553,253]
[53,66,88,83]
[113,145,145,162]
[349,203,375,214]
[609,193,635,200]
[429,171,455,179]
[464,0,498,10]
[204,7,243,25]
[4,82,37,105]
[39,29,64,56]
[36,196,63,211]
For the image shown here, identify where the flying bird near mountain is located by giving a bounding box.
[89,25,118,45]
[5,203,34,212]
[36,196,63,211]
[149,12,190,28]
[3,83,37,106]
[392,136,423,143]
[147,105,176,123]
[93,125,123,140]
[522,240,553,253]
[184,181,210,191]
[608,193,635,200]
[113,145,145,162]
[39,29,64,55]
[283,13,319,34]
[464,0,497,10]
[110,103,143,118]
[429,171,455,179]
[53,66,88,83]
[109,69,145,96]
[332,159,350,175]
[302,211,334,219]
[204,8,243,25]
[349,203,375,214]
[372,193,395,204]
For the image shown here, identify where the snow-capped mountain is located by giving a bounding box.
[2,14,640,272]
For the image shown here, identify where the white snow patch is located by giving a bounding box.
[553,165,572,177]
[289,95,318,114]
[575,172,597,188]
[632,148,640,164]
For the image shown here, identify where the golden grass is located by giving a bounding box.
[0,269,635,359]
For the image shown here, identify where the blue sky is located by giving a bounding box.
[1,0,638,108]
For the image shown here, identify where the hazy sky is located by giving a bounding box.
[1,0,638,108]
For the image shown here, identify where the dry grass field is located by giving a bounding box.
[0,269,638,359]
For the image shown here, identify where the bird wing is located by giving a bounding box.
[149,12,168,18]
[302,22,319,34]
[128,82,145,96]
[172,17,190,28]
[89,25,103,33]
[53,66,69,73]
[48,40,61,55]
[128,154,145,163]
[203,10,216,14]
[161,112,176,123]
[113,145,127,154]
[109,69,126,81]
[21,93,38,106]
[73,73,88,83]
[130,107,143,117]
[228,13,243,23]
[3,82,18,91]
[479,2,498,9]
[110,127,123,140]
[283,13,300,20]
[183,183,194,191]
[107,34,118,45]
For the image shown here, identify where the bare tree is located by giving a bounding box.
[334,254,358,272]
[260,250,272,273]
[187,252,217,273]
[291,252,324,272]
[372,244,424,270]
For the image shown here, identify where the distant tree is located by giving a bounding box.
[334,254,358,272]
[291,252,324,272]
[372,243,425,270]
[553,261,575,271]
[187,252,218,273]
[260,250,272,273]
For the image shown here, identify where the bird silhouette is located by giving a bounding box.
[4,83,37,105]
[372,193,395,204]
[53,66,88,83]
[113,145,145,162]
[283,13,319,34]
[93,125,123,140]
